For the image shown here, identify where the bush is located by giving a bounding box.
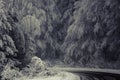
[1,64,23,80]
[22,56,46,77]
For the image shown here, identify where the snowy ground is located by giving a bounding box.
[20,72,80,80]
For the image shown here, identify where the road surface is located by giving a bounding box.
[48,67,120,80]
[20,67,120,80]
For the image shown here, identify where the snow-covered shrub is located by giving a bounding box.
[1,64,23,80]
[22,56,46,77]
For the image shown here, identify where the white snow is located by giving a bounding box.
[19,72,80,80]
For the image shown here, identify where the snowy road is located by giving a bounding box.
[22,67,120,80]
[47,67,120,80]
[47,67,120,74]
[26,72,80,80]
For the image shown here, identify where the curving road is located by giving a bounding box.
[48,67,120,80]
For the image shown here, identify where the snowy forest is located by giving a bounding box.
[0,0,120,80]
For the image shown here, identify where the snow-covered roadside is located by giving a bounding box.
[20,72,80,80]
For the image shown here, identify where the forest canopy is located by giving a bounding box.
[1,0,120,79]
